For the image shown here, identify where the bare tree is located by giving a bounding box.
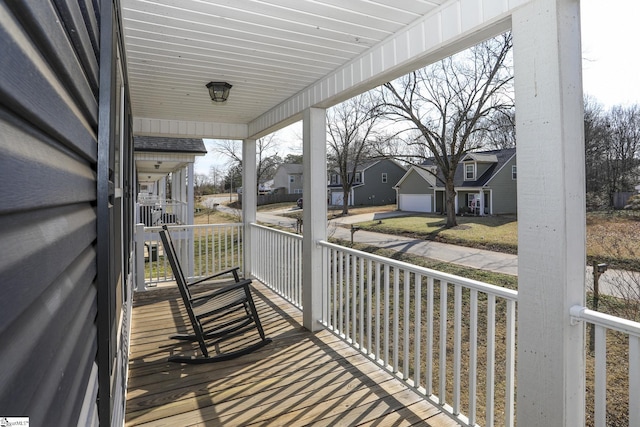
[327,93,382,215]
[214,134,283,194]
[379,32,514,228]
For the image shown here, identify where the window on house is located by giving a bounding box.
[355,172,362,183]
[382,173,388,183]
[289,175,295,183]
[465,163,475,180]
[512,165,517,180]
[331,174,338,184]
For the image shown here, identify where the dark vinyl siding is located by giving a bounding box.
[0,1,100,425]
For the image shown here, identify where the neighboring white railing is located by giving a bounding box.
[136,223,243,289]
[319,240,517,427]
[136,199,188,226]
[250,223,303,309]
[570,305,640,427]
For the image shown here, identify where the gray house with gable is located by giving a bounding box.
[395,148,517,215]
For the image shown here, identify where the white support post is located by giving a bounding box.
[134,223,146,291]
[186,164,195,277]
[186,163,195,225]
[242,138,257,276]
[303,107,327,332]
[513,1,586,426]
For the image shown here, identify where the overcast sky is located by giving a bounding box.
[581,0,640,108]
[196,2,638,176]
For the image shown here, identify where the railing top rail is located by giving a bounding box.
[570,305,640,337]
[141,223,243,232]
[250,222,303,240]
[319,239,518,301]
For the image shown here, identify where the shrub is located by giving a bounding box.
[624,194,640,210]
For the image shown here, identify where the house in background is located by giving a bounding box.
[272,163,304,195]
[328,159,406,206]
[395,148,517,215]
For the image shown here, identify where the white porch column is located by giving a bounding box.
[159,176,166,200]
[513,1,586,426]
[186,163,195,225]
[186,163,195,277]
[242,138,257,276]
[302,107,327,332]
[478,190,485,216]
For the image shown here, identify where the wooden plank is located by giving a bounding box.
[125,282,461,427]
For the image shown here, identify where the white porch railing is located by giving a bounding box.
[570,306,640,427]
[136,223,243,289]
[319,240,517,427]
[136,199,188,226]
[250,223,303,309]
[135,222,640,427]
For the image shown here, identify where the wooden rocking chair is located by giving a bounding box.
[159,225,271,363]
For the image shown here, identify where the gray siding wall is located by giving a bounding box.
[487,156,517,214]
[398,170,435,195]
[354,160,405,205]
[0,1,102,425]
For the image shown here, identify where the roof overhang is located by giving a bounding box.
[122,0,522,140]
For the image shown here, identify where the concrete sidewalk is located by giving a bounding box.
[328,212,519,276]
[208,198,635,298]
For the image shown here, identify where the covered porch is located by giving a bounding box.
[125,281,460,426]
[121,1,634,426]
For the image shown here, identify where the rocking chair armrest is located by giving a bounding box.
[187,266,241,287]
[190,278,252,303]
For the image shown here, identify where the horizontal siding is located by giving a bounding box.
[0,1,99,426]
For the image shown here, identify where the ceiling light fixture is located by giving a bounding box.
[206,81,232,102]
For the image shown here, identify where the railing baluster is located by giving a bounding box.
[453,284,462,415]
[594,325,607,427]
[384,264,390,366]
[359,257,365,351]
[346,253,351,342]
[375,262,381,363]
[403,270,410,380]
[333,249,338,331]
[505,299,516,427]
[414,274,422,390]
[439,280,448,405]
[486,294,496,427]
[351,254,357,345]
[367,259,373,355]
[426,276,434,397]
[469,289,478,426]
[393,266,400,373]
[630,335,640,427]
[339,251,344,336]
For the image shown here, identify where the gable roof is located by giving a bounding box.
[134,136,207,154]
[421,148,516,188]
[333,158,407,174]
[394,165,438,188]
[275,163,304,175]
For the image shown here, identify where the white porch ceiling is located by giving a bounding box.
[121,0,519,139]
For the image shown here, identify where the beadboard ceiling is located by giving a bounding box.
[120,0,447,136]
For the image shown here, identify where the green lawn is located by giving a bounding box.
[357,214,518,254]
[354,212,640,271]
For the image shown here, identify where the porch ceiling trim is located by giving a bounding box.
[247,0,526,139]
[133,117,249,139]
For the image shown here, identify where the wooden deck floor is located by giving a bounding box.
[125,281,461,426]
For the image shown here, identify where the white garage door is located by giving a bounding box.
[399,194,432,212]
